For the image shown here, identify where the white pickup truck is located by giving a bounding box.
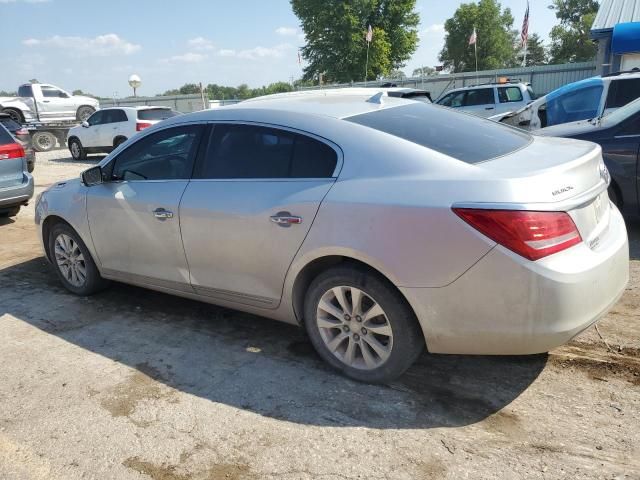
[0,83,100,151]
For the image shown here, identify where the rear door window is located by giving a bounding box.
[104,109,127,123]
[605,78,640,109]
[137,109,180,121]
[196,124,337,179]
[0,124,14,144]
[464,88,494,106]
[345,103,531,164]
[498,86,524,103]
[18,85,33,97]
[0,118,23,133]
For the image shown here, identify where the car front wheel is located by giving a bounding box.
[303,265,424,383]
[49,223,109,295]
[69,138,86,160]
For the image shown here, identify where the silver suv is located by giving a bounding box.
[435,82,534,118]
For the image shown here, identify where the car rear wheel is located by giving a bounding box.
[32,131,57,152]
[69,138,86,160]
[49,223,109,295]
[76,106,95,122]
[303,265,424,383]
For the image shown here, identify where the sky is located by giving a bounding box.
[0,0,559,97]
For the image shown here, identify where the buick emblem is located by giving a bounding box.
[599,163,610,185]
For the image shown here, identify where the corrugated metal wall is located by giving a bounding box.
[99,94,208,113]
[301,62,597,100]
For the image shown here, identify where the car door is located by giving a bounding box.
[99,109,128,147]
[496,86,525,115]
[86,124,204,291]
[80,110,106,148]
[179,123,340,308]
[37,85,74,119]
[462,88,497,117]
[598,113,640,216]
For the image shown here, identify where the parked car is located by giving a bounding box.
[67,106,180,160]
[538,96,640,218]
[495,71,640,130]
[434,81,534,117]
[36,94,628,383]
[243,87,432,104]
[0,82,99,124]
[0,123,34,217]
[0,113,35,172]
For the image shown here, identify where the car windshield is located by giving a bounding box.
[601,96,640,126]
[137,109,180,121]
[345,103,531,164]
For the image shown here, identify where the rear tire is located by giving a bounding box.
[69,138,86,160]
[303,265,424,383]
[76,106,95,122]
[48,223,109,295]
[113,136,127,148]
[32,131,57,152]
[2,108,24,124]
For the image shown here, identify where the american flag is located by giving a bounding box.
[521,1,530,47]
[366,25,373,43]
[468,27,476,46]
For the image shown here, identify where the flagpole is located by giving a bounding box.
[365,42,370,86]
[523,42,527,67]
[474,41,478,84]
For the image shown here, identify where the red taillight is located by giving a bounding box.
[453,208,582,261]
[136,122,152,131]
[0,142,25,160]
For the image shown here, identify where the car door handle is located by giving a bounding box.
[485,107,495,110]
[270,213,302,226]
[153,208,174,219]
[42,100,50,103]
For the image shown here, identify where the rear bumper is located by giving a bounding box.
[401,205,630,355]
[0,173,34,209]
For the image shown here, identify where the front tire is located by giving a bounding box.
[303,265,424,383]
[69,138,86,160]
[76,106,95,122]
[48,223,109,295]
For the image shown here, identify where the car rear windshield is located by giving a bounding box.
[344,103,531,163]
[0,124,15,145]
[137,109,180,121]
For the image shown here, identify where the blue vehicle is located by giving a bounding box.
[538,97,640,217]
[496,71,640,131]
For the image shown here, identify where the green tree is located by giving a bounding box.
[519,33,548,66]
[439,0,517,72]
[0,90,17,97]
[388,69,407,79]
[412,66,436,76]
[548,0,599,63]
[291,0,419,83]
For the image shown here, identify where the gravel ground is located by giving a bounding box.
[0,148,638,480]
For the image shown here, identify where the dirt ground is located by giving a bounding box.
[0,149,638,480]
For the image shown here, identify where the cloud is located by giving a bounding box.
[421,24,445,37]
[0,0,52,3]
[159,52,207,64]
[22,33,141,56]
[217,44,293,60]
[188,37,215,51]
[275,27,298,36]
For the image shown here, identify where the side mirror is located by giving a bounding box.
[81,166,103,186]
[81,121,89,128]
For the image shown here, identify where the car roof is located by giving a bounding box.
[444,82,527,93]
[242,87,427,104]
[226,91,413,119]
[98,106,171,111]
[546,77,604,101]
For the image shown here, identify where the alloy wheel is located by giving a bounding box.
[70,142,80,159]
[54,233,87,287]
[316,286,393,370]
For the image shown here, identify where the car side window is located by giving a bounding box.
[87,111,105,126]
[439,91,465,107]
[110,125,202,181]
[41,86,68,98]
[18,85,33,97]
[464,88,494,106]
[498,86,524,103]
[103,110,127,124]
[196,124,337,179]
[605,78,640,109]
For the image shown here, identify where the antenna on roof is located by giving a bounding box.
[366,92,386,104]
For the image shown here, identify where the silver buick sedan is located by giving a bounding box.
[35,91,629,383]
